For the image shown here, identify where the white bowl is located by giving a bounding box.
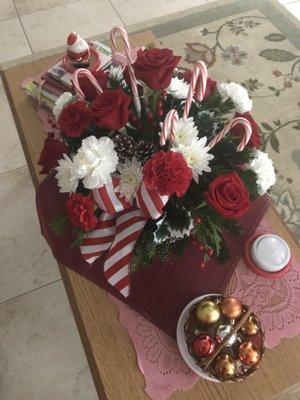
[176,293,220,382]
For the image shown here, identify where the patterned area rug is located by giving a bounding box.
[151,0,300,239]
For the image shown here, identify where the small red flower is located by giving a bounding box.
[143,151,192,197]
[38,135,69,174]
[205,172,250,219]
[58,101,91,137]
[66,193,98,232]
[231,112,262,148]
[179,69,217,100]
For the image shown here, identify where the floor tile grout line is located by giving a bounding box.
[0,164,28,178]
[107,0,127,26]
[0,278,62,306]
[11,0,34,54]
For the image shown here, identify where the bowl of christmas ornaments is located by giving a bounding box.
[177,294,265,382]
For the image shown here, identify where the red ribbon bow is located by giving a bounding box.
[80,176,168,297]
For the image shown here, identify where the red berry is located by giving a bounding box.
[190,239,198,247]
[156,100,163,109]
[197,244,204,251]
[161,89,167,97]
[169,261,175,267]
[194,216,202,224]
[157,109,164,118]
[207,248,214,257]
[146,111,153,120]
[199,261,206,269]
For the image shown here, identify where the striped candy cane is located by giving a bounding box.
[208,117,252,152]
[183,61,208,120]
[110,26,141,117]
[72,68,103,100]
[160,109,179,146]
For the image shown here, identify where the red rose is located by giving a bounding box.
[143,151,192,197]
[133,48,181,90]
[78,69,109,102]
[58,101,91,137]
[206,172,250,219]
[65,193,98,232]
[38,135,69,174]
[180,69,217,100]
[231,112,262,148]
[91,88,131,130]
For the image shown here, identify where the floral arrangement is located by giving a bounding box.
[40,27,276,297]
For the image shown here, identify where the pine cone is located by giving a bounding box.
[113,133,135,163]
[135,140,157,164]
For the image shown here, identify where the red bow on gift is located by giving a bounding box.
[80,176,168,297]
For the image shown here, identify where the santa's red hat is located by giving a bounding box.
[67,32,89,60]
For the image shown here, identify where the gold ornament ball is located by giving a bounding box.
[241,315,260,336]
[214,354,236,379]
[239,341,260,366]
[196,300,221,325]
[220,297,243,319]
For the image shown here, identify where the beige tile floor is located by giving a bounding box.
[0,0,299,398]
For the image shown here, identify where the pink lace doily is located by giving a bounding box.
[109,218,300,400]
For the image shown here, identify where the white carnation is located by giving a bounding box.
[250,150,276,195]
[173,117,199,146]
[73,136,118,189]
[218,82,252,114]
[115,157,143,202]
[52,92,74,120]
[173,137,214,182]
[167,77,189,99]
[56,154,79,193]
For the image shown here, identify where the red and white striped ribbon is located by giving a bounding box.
[72,68,103,101]
[208,117,252,152]
[81,213,115,264]
[135,182,169,220]
[110,26,141,117]
[183,61,208,120]
[80,176,169,297]
[92,176,132,214]
[103,207,147,297]
[160,109,179,146]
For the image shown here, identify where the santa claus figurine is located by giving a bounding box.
[66,32,90,67]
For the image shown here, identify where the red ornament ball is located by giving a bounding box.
[193,335,215,357]
[199,261,206,269]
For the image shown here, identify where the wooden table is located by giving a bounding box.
[2,30,300,400]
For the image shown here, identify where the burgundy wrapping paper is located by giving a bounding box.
[36,174,269,339]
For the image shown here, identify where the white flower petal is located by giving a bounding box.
[115,157,143,202]
[167,77,189,99]
[218,82,252,114]
[56,154,79,193]
[250,150,276,194]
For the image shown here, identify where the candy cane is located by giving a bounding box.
[110,26,141,117]
[160,109,179,146]
[183,61,208,120]
[208,117,252,152]
[72,68,103,101]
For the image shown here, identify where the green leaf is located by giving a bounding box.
[50,214,69,235]
[261,122,273,131]
[264,33,286,42]
[71,228,85,248]
[270,133,280,153]
[259,49,296,62]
